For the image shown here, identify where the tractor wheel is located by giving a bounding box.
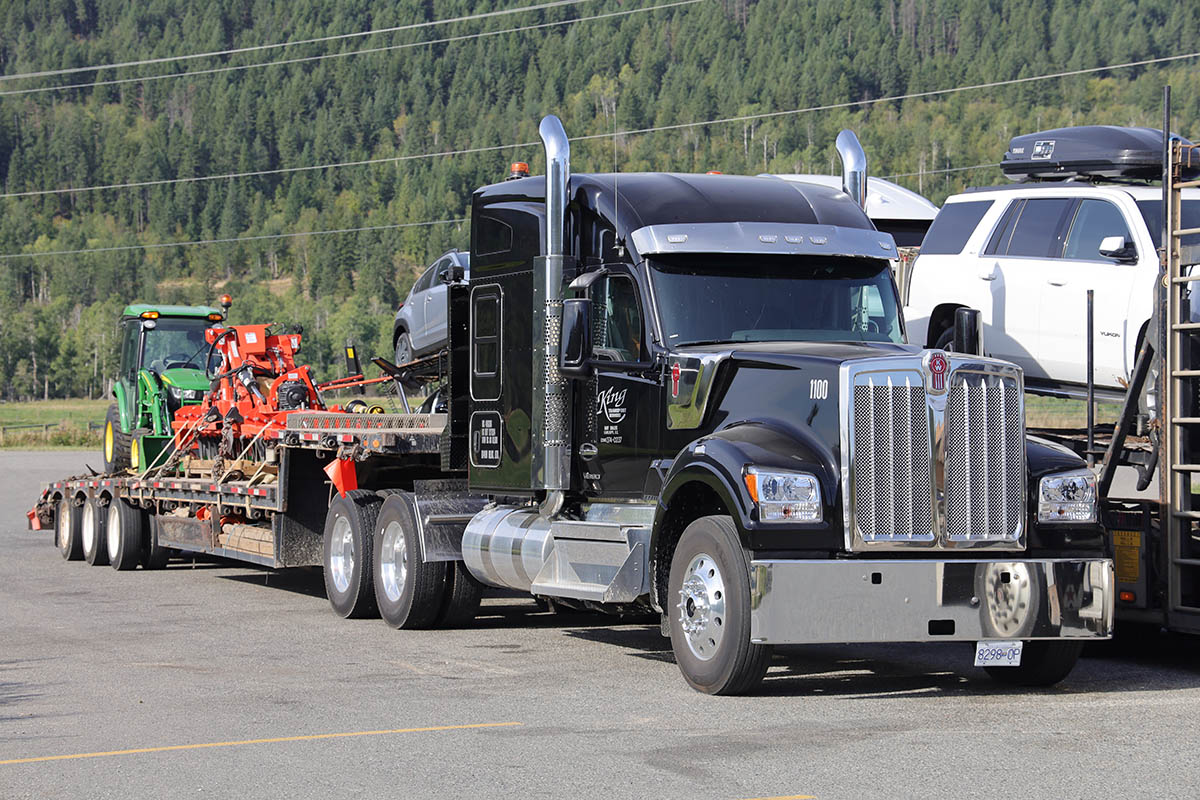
[373,495,448,629]
[437,561,484,628]
[103,404,132,473]
[322,490,382,619]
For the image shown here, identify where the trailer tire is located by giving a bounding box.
[437,561,484,628]
[668,515,772,695]
[103,404,131,473]
[82,495,110,567]
[984,640,1084,687]
[106,500,145,570]
[323,490,381,619]
[57,497,84,561]
[142,515,173,570]
[373,496,448,629]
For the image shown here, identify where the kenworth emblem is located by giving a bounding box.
[923,350,949,394]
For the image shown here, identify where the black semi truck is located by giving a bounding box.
[35,115,1114,694]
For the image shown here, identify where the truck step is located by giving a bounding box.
[530,524,650,604]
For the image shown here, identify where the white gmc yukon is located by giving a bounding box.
[905,125,1200,397]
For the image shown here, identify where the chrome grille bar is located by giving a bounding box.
[843,354,1026,551]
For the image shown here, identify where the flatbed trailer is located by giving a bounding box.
[34,411,450,569]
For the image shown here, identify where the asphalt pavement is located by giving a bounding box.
[2,450,1199,799]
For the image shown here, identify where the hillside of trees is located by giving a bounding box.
[0,0,1198,399]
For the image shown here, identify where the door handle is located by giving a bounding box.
[1046,277,1066,286]
[977,263,998,281]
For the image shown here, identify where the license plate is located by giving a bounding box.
[974,640,1023,667]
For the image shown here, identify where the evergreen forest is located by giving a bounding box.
[1,0,1198,399]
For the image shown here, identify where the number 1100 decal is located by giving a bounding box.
[809,379,829,400]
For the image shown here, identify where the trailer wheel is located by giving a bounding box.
[82,496,111,567]
[57,497,84,561]
[437,561,484,628]
[372,496,448,629]
[984,641,1084,687]
[323,490,381,619]
[142,514,173,570]
[107,500,145,571]
[668,515,772,695]
[103,404,131,473]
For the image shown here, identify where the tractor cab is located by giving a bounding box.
[103,299,230,473]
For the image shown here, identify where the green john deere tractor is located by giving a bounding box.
[103,299,230,473]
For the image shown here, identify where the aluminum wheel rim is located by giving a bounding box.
[57,501,70,554]
[81,501,95,555]
[329,516,355,594]
[983,562,1033,638]
[677,551,727,661]
[379,521,408,603]
[107,503,121,561]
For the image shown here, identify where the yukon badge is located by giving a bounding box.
[922,350,950,395]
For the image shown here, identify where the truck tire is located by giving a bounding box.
[984,640,1084,687]
[975,562,1041,640]
[107,499,145,571]
[372,495,448,629]
[934,326,954,351]
[437,561,484,628]
[57,497,84,561]
[668,515,772,695]
[82,495,111,567]
[103,404,132,473]
[323,490,381,619]
[142,514,173,570]
[395,332,413,365]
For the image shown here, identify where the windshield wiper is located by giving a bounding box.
[671,339,734,348]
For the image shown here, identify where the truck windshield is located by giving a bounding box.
[142,318,216,373]
[648,255,902,346]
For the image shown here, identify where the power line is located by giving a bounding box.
[880,163,1001,180]
[0,0,599,83]
[0,0,698,98]
[0,219,466,260]
[4,46,1193,201]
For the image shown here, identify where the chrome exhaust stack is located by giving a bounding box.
[534,115,571,513]
[836,129,868,209]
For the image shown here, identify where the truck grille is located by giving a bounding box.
[845,357,1025,550]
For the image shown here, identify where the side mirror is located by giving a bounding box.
[1098,235,1137,264]
[952,307,983,355]
[440,265,465,283]
[560,298,592,378]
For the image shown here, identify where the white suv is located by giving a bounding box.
[906,182,1200,395]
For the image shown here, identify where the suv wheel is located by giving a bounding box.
[395,332,413,365]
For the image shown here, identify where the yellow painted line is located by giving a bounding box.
[0,721,522,766]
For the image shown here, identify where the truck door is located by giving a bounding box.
[575,271,661,497]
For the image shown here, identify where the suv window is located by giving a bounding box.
[1063,199,1131,261]
[1136,199,1200,250]
[413,265,436,294]
[1000,198,1074,258]
[985,199,1022,255]
[920,200,993,254]
[430,258,452,286]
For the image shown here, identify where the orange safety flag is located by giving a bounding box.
[324,457,358,498]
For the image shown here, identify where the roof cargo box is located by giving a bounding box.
[1001,125,1195,182]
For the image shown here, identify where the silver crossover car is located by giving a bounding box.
[393,249,470,364]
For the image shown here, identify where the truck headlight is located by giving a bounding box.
[1038,469,1097,523]
[743,467,822,523]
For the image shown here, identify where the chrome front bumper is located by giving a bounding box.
[749,558,1113,644]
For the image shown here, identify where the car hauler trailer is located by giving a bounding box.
[1035,91,1200,635]
[32,116,1113,694]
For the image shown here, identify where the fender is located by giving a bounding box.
[1025,435,1105,554]
[112,381,132,433]
[653,418,845,557]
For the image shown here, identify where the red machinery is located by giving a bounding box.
[172,324,329,460]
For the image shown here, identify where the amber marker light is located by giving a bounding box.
[743,472,759,503]
[1119,591,1136,603]
[140,311,159,319]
